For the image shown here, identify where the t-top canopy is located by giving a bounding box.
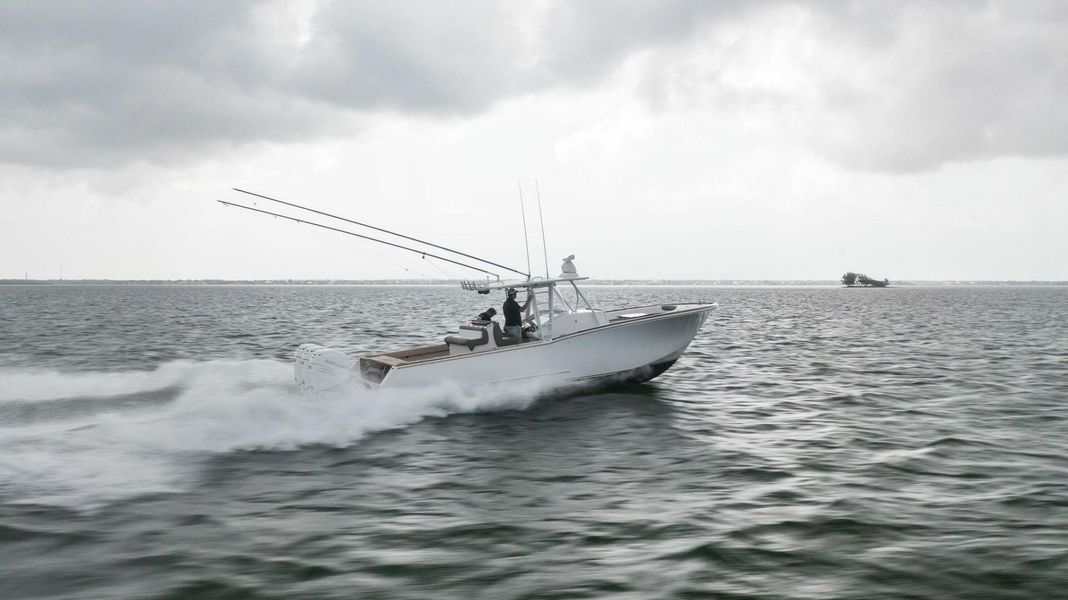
[460,276,589,293]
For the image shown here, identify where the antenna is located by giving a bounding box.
[518,182,532,281]
[536,179,549,279]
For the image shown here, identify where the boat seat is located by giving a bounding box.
[444,326,489,350]
[492,322,520,346]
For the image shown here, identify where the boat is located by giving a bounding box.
[293,256,715,392]
[218,188,715,394]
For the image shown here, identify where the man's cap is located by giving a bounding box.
[506,287,517,296]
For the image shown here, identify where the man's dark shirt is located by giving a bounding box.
[503,298,522,326]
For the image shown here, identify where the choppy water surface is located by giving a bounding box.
[1,285,1066,599]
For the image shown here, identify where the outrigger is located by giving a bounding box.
[219,189,715,393]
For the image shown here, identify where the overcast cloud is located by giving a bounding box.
[2,1,1066,281]
[2,1,1065,172]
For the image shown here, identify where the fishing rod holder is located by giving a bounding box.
[461,280,493,294]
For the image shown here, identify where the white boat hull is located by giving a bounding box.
[320,304,713,394]
[385,308,706,389]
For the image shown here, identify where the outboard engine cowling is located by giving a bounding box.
[294,343,353,392]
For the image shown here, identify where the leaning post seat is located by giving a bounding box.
[492,322,519,346]
[445,323,492,355]
[444,321,519,355]
[445,325,488,351]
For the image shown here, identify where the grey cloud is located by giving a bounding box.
[807,1,1068,172]
[290,1,753,112]
[1,0,1065,172]
[290,1,536,113]
[0,1,332,168]
[536,1,751,81]
[636,1,1068,172]
[0,0,758,168]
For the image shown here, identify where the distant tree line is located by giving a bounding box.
[841,272,889,287]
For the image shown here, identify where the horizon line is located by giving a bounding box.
[3,278,1066,286]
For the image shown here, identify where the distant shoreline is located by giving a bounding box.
[3,279,1066,286]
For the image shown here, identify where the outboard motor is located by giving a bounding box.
[293,343,353,392]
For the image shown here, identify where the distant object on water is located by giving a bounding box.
[842,272,890,287]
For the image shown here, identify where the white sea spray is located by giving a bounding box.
[0,358,547,509]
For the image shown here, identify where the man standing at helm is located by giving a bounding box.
[503,288,532,340]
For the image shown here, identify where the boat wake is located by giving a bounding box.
[0,359,543,510]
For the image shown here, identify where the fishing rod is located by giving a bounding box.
[518,182,532,281]
[218,200,500,279]
[232,188,529,278]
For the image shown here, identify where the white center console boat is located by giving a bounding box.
[218,189,715,395]
[294,257,715,392]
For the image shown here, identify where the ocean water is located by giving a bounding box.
[0,284,1066,599]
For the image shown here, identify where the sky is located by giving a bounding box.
[1,0,1066,281]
